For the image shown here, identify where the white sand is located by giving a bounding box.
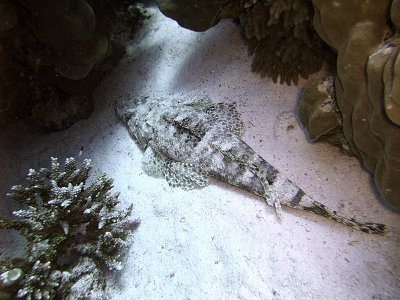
[1,3,399,299]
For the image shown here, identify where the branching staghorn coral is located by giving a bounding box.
[0,157,138,299]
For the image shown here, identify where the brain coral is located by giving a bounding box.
[301,0,400,209]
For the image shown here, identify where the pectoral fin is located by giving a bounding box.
[142,147,165,177]
[164,160,209,190]
[142,147,209,190]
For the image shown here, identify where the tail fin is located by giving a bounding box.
[283,189,386,235]
[210,138,387,235]
[261,164,387,235]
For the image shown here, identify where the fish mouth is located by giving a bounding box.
[114,94,147,122]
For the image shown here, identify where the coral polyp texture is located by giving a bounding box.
[156,0,333,85]
[0,157,138,299]
[300,0,400,209]
[239,0,332,85]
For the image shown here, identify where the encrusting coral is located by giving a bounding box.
[21,0,115,81]
[298,75,351,152]
[299,0,400,209]
[0,157,138,299]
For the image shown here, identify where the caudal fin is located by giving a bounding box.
[284,189,386,235]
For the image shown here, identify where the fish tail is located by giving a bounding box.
[210,139,387,235]
[283,189,387,235]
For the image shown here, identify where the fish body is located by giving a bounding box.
[116,95,386,234]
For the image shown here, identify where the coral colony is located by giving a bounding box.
[0,157,138,299]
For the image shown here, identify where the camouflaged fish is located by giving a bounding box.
[115,95,386,235]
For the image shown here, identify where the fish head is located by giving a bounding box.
[115,95,154,147]
[126,117,153,148]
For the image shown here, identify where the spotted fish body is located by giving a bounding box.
[116,95,386,234]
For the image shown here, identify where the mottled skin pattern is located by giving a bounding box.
[115,95,386,234]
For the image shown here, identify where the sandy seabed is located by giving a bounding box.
[1,3,399,299]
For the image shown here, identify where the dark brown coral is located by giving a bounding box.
[239,0,334,85]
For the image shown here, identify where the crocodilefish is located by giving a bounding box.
[115,95,386,234]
